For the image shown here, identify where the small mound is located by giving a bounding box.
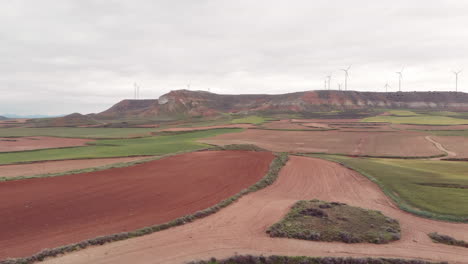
[267,200,401,244]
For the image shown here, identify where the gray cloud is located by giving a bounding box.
[1,0,467,115]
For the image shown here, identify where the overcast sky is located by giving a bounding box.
[1,0,467,115]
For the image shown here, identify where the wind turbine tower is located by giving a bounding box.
[327,75,332,90]
[384,83,391,93]
[341,65,351,91]
[133,83,140,99]
[396,67,404,92]
[453,70,462,92]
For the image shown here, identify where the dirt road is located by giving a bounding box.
[425,136,457,160]
[43,156,468,264]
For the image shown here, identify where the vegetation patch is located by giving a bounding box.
[267,200,400,244]
[362,115,468,125]
[0,153,288,264]
[309,155,468,222]
[188,255,446,264]
[428,232,468,248]
[0,129,242,165]
[0,127,156,139]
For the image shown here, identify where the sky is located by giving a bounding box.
[1,0,467,115]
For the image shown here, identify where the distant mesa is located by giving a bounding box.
[93,89,468,120]
[0,116,8,120]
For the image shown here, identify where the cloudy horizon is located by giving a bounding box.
[1,0,467,115]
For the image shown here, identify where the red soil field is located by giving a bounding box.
[44,156,468,264]
[0,157,149,179]
[0,150,274,260]
[393,124,468,131]
[432,136,468,158]
[201,129,441,157]
[0,136,93,152]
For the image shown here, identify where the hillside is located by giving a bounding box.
[0,116,8,120]
[30,113,100,127]
[94,90,468,119]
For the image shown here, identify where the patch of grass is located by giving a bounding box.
[1,152,288,264]
[361,115,468,125]
[0,127,156,139]
[0,129,242,165]
[188,255,446,264]
[310,155,468,222]
[428,232,468,248]
[231,116,266,125]
[267,200,400,244]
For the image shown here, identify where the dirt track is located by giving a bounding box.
[425,136,457,160]
[201,129,442,157]
[432,136,468,159]
[43,156,468,264]
[0,150,274,260]
[0,157,149,179]
[0,136,92,152]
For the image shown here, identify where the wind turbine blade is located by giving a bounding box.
[347,65,352,70]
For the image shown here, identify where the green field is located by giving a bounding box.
[362,115,468,125]
[0,129,242,165]
[231,115,266,125]
[0,127,156,138]
[311,155,468,221]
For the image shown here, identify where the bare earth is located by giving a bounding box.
[43,156,468,264]
[432,136,468,159]
[200,129,442,157]
[0,150,274,259]
[0,136,93,152]
[0,157,148,179]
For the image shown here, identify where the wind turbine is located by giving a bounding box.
[133,83,140,99]
[324,78,328,90]
[453,70,462,92]
[341,65,351,91]
[384,83,391,93]
[396,67,404,92]
[338,83,342,91]
[327,75,332,90]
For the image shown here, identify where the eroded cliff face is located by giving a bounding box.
[95,90,468,119]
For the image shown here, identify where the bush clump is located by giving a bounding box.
[187,255,447,264]
[428,232,468,248]
[266,200,401,244]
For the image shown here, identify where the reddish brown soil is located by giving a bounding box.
[393,124,468,131]
[432,136,468,158]
[159,124,254,132]
[0,136,93,152]
[0,150,274,260]
[44,156,468,264]
[201,129,441,157]
[0,157,149,179]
